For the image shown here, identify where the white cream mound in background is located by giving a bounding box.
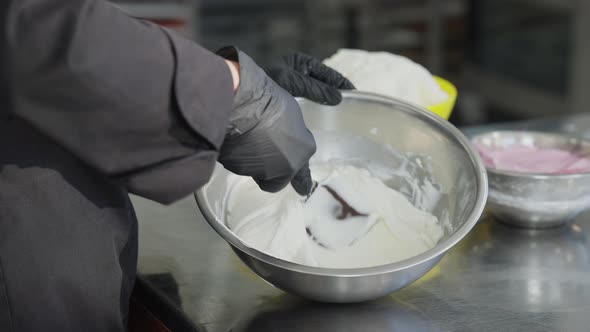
[224,163,444,269]
[324,48,448,107]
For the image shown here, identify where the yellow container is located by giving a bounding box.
[427,76,457,120]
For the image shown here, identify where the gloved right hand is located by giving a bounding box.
[216,47,316,194]
[265,52,355,195]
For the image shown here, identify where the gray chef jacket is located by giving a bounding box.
[0,0,234,331]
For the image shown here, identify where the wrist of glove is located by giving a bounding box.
[265,52,355,105]
[216,46,316,195]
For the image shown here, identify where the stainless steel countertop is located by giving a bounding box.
[134,114,590,332]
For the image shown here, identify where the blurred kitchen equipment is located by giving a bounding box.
[113,0,197,39]
[195,91,487,303]
[472,131,590,228]
[465,0,590,120]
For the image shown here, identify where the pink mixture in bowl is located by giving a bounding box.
[475,144,590,175]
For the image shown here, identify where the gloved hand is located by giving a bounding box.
[265,52,355,194]
[216,47,316,195]
[265,52,355,105]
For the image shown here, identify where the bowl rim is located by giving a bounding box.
[471,130,590,179]
[195,90,488,277]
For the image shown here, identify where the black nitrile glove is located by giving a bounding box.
[216,47,316,195]
[265,52,355,106]
[266,52,355,194]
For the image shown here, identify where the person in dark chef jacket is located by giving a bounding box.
[0,1,354,331]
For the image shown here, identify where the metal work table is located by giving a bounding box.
[134,114,590,332]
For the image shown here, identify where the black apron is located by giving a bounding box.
[0,120,137,331]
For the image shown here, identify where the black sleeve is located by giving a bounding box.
[2,0,235,204]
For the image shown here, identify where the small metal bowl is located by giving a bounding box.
[472,131,590,228]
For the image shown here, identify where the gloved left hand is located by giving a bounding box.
[265,52,355,105]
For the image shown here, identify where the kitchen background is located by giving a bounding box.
[111,0,590,127]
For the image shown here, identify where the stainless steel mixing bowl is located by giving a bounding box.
[472,131,590,228]
[196,91,488,303]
